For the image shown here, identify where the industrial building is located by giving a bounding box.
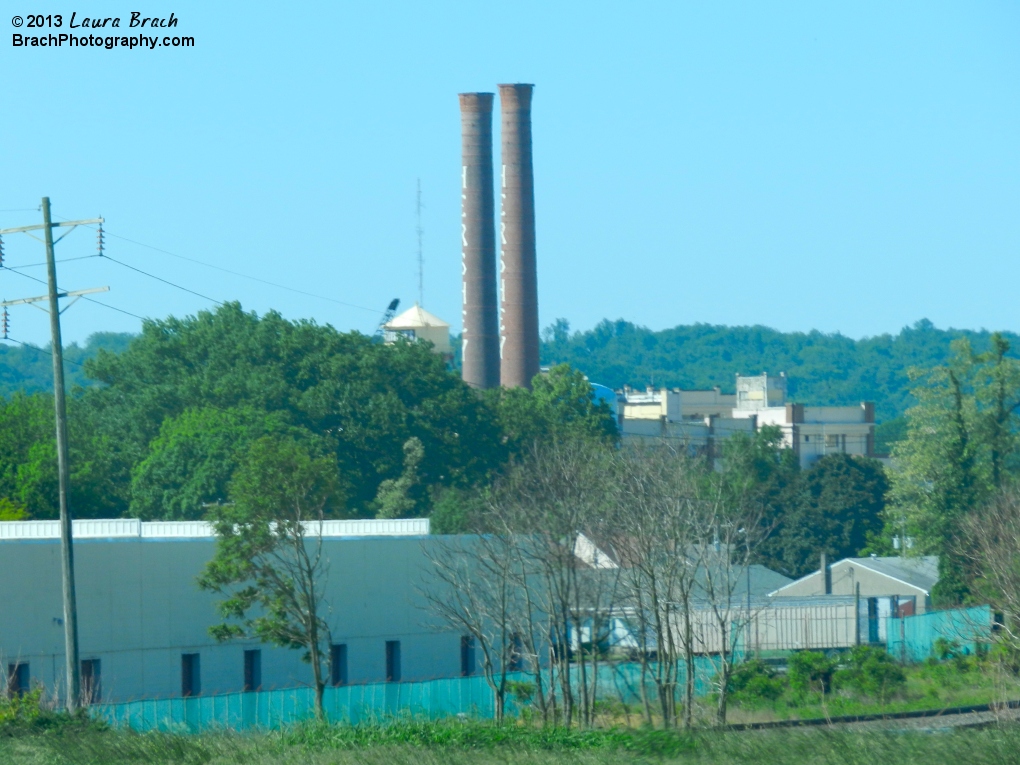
[615,374,877,469]
[730,374,876,468]
[0,519,471,703]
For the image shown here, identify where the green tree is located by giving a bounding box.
[0,498,27,521]
[718,425,799,576]
[129,406,298,520]
[889,334,1020,603]
[373,436,425,519]
[762,455,888,578]
[486,363,617,458]
[83,303,504,518]
[199,436,343,720]
[0,392,125,519]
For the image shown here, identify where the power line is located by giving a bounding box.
[53,215,384,315]
[1,336,90,371]
[2,267,147,320]
[79,296,146,321]
[99,254,223,306]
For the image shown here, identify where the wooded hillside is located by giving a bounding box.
[538,318,1020,423]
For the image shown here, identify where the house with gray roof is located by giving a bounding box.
[768,555,938,613]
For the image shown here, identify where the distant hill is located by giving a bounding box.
[0,332,135,397]
[538,318,1020,425]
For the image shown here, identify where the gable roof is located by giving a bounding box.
[843,555,939,595]
[769,555,939,597]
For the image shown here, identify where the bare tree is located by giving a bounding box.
[962,486,1020,651]
[491,439,621,728]
[614,441,705,729]
[420,531,520,723]
[690,480,768,726]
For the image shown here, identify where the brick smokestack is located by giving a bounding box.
[498,83,540,389]
[459,93,500,389]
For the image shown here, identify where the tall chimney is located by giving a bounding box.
[498,83,540,389]
[821,552,832,595]
[458,93,500,389]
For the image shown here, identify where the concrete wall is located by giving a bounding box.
[772,560,930,613]
[679,389,736,419]
[0,536,462,702]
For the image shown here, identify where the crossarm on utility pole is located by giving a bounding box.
[1,287,109,308]
[0,218,103,236]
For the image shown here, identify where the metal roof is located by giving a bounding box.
[844,555,939,594]
[0,518,430,541]
[769,555,939,597]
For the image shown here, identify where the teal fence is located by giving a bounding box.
[885,605,993,663]
[93,659,721,732]
[95,673,506,732]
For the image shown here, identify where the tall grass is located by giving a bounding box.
[2,722,1020,765]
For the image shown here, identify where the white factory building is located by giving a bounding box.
[616,373,876,468]
[0,519,468,704]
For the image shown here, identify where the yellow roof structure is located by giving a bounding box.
[382,304,452,355]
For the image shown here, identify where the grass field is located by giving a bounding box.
[3,721,1020,765]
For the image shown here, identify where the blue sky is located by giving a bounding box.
[2,1,1017,347]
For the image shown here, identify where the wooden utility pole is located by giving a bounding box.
[0,198,105,711]
[43,197,80,711]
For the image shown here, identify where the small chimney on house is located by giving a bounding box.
[821,552,832,595]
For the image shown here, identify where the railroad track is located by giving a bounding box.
[726,699,1020,731]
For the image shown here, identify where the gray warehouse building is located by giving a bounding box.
[0,519,465,704]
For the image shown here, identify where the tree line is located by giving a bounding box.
[0,303,614,523]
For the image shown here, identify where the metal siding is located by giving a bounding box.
[0,535,454,702]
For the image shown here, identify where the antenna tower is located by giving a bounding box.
[416,179,424,306]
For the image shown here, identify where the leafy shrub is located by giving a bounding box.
[933,638,962,661]
[833,646,906,705]
[507,681,535,705]
[787,651,838,696]
[0,688,44,727]
[0,687,106,736]
[728,659,786,706]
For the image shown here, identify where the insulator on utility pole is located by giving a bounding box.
[0,234,5,267]
[1,308,8,340]
[96,223,105,257]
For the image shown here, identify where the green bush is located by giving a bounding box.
[0,687,106,737]
[833,646,906,705]
[787,651,838,696]
[0,688,44,728]
[727,660,786,706]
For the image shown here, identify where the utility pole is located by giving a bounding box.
[0,198,105,712]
